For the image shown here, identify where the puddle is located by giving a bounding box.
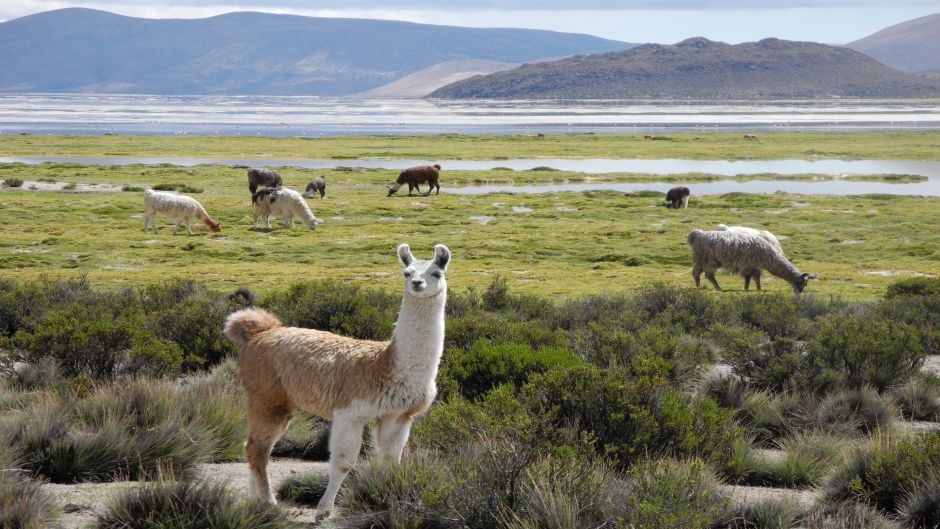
[556,206,578,211]
[2,180,125,192]
[448,180,940,196]
[101,264,135,270]
[129,214,144,218]
[491,202,505,208]
[468,216,496,225]
[790,202,811,207]
[512,206,533,213]
[11,247,47,254]
[331,216,347,221]
[840,240,865,245]
[142,239,159,244]
[210,237,236,243]
[379,217,404,222]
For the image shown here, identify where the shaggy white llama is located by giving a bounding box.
[688,228,810,293]
[223,243,451,518]
[251,187,320,229]
[143,189,221,235]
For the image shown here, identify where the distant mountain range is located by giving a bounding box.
[0,8,632,96]
[848,12,940,73]
[430,37,940,99]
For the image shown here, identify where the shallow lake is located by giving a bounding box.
[5,156,940,195]
[2,94,940,136]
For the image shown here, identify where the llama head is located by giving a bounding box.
[209,220,222,233]
[398,243,450,299]
[387,183,402,197]
[792,272,810,294]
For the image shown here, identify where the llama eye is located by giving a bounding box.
[403,271,412,277]
[431,272,442,279]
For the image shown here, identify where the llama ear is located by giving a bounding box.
[398,244,414,266]
[433,244,451,271]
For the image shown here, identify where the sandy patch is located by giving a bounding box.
[45,459,329,529]
[721,485,819,509]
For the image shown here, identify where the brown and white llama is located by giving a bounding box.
[143,189,221,235]
[223,243,451,518]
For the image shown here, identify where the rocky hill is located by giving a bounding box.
[0,8,632,96]
[848,12,940,73]
[430,37,940,99]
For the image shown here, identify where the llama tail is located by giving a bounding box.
[223,308,282,347]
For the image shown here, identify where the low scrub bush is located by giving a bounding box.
[885,277,940,299]
[5,177,24,187]
[276,471,329,506]
[891,379,940,421]
[271,412,329,460]
[802,502,904,529]
[122,185,145,192]
[623,458,727,529]
[816,388,896,435]
[806,314,923,392]
[718,497,806,529]
[897,469,940,529]
[262,280,396,341]
[95,479,291,529]
[824,433,940,515]
[722,432,845,488]
[443,341,579,399]
[0,474,60,529]
[523,365,737,468]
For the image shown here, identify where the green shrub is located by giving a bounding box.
[552,294,633,330]
[17,304,184,379]
[138,280,237,369]
[176,184,203,193]
[722,432,845,488]
[445,314,566,352]
[443,341,580,399]
[635,282,727,332]
[94,479,291,529]
[806,314,923,392]
[0,474,60,529]
[738,293,806,340]
[885,277,940,299]
[523,366,737,468]
[699,371,750,410]
[5,177,24,187]
[891,380,940,421]
[824,433,940,515]
[623,458,727,529]
[876,293,940,355]
[816,388,896,435]
[262,280,396,341]
[122,185,145,192]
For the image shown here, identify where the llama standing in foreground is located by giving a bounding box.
[223,243,451,517]
[143,189,221,235]
[688,228,810,293]
[251,187,320,229]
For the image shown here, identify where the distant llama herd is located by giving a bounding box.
[142,164,444,233]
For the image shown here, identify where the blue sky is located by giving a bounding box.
[1,1,936,44]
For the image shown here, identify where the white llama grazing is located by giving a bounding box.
[688,228,811,293]
[223,243,451,518]
[715,224,782,250]
[251,187,320,229]
[143,189,221,235]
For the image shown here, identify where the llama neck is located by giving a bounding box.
[765,252,802,286]
[390,290,446,378]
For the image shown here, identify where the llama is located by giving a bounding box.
[251,187,320,229]
[303,175,326,199]
[223,243,451,518]
[387,164,441,196]
[743,134,760,142]
[665,186,691,209]
[247,168,283,194]
[143,189,221,235]
[716,224,782,250]
[687,228,811,293]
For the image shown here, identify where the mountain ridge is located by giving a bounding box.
[429,37,940,99]
[848,12,940,73]
[0,8,633,96]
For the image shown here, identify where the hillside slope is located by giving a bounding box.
[848,12,940,73]
[430,37,940,99]
[0,8,632,95]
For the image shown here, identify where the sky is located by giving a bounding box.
[1,0,937,44]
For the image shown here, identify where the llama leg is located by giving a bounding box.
[754,272,762,291]
[705,272,722,291]
[245,404,292,504]
[317,415,367,519]
[744,274,752,291]
[186,220,193,235]
[375,415,414,463]
[143,214,151,233]
[173,221,181,235]
[692,265,702,288]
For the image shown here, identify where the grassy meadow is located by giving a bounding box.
[0,161,937,299]
[2,130,940,160]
